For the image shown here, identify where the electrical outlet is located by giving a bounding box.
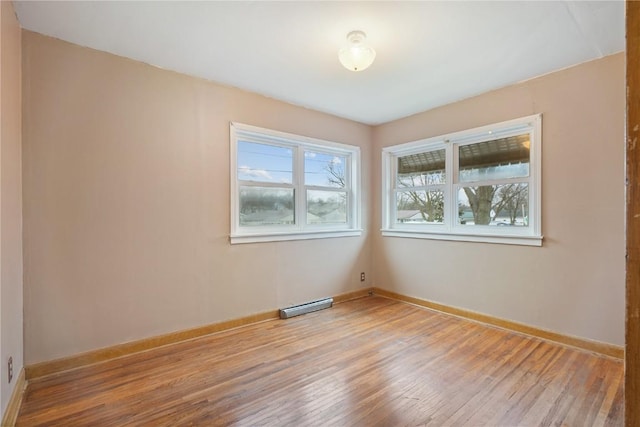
[360,272,365,282]
[8,357,13,383]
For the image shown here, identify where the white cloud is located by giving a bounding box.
[239,165,272,180]
[330,156,342,165]
[304,152,317,158]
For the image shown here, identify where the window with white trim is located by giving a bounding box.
[230,122,361,244]
[382,114,542,246]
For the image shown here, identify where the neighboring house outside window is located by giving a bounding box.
[230,123,361,244]
[381,114,542,246]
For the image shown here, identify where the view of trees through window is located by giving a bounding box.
[396,148,445,224]
[458,184,528,226]
[395,134,530,226]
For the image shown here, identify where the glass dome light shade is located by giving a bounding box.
[338,30,376,72]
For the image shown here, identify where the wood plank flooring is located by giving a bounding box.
[16,296,624,426]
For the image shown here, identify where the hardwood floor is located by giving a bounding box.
[16,296,624,426]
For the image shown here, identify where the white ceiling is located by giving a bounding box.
[14,1,625,125]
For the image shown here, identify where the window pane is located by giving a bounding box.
[307,190,347,224]
[237,141,293,184]
[397,149,446,187]
[458,184,528,226]
[305,151,346,188]
[396,190,444,224]
[239,187,294,226]
[458,134,530,183]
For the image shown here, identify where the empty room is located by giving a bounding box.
[0,1,638,426]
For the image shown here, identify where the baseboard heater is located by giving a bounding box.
[279,297,333,319]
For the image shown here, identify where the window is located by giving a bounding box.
[382,114,542,246]
[230,122,361,244]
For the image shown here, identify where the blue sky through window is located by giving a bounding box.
[237,141,293,184]
[237,141,346,188]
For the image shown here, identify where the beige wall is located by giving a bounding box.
[372,53,625,346]
[0,0,23,415]
[22,31,372,364]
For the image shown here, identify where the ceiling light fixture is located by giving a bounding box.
[338,30,376,72]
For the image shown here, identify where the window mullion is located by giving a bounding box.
[396,184,446,193]
[238,180,295,189]
[456,177,531,188]
[305,185,348,192]
[446,142,455,231]
[295,146,306,230]
[389,154,398,226]
[345,155,353,227]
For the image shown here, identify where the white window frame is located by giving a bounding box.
[230,122,361,244]
[381,114,542,246]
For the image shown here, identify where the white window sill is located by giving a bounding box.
[381,229,543,247]
[231,229,363,244]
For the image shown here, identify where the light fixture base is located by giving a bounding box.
[346,30,366,44]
